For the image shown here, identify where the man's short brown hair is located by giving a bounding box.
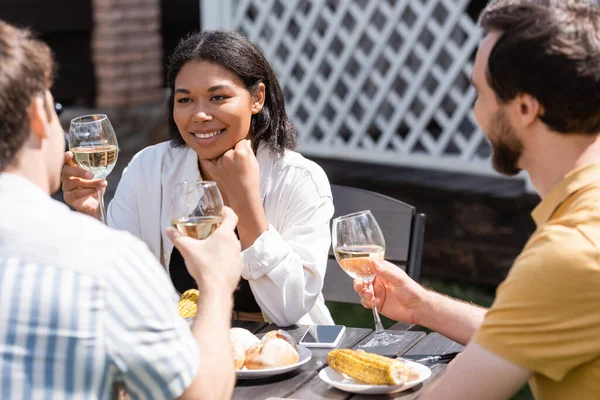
[479,0,600,134]
[0,19,55,171]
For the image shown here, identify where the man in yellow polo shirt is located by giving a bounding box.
[353,1,600,399]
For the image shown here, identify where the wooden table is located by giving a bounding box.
[233,321,464,399]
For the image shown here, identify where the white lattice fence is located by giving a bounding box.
[202,0,530,183]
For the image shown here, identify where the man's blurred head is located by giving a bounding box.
[0,19,64,192]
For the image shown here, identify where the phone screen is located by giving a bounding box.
[301,325,345,344]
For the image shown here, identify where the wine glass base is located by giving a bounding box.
[359,331,406,350]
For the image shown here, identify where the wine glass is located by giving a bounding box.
[171,180,224,239]
[332,210,403,348]
[68,114,118,225]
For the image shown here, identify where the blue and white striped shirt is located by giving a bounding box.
[0,173,199,399]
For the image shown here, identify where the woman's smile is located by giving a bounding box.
[192,128,225,139]
[189,128,227,146]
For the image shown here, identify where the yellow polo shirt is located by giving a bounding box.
[474,163,600,400]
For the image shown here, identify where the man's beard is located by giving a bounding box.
[489,109,523,176]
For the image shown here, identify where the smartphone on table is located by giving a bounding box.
[299,324,346,348]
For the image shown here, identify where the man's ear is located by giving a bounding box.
[251,82,266,115]
[515,93,542,128]
[29,95,50,140]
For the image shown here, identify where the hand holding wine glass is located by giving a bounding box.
[171,180,224,240]
[66,114,118,224]
[61,152,108,218]
[332,210,404,348]
[353,258,425,325]
[167,206,242,291]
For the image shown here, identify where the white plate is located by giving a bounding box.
[236,345,312,379]
[318,360,432,395]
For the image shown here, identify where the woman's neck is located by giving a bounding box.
[197,157,213,181]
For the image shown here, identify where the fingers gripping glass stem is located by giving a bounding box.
[370,281,386,335]
[67,114,118,226]
[332,210,404,348]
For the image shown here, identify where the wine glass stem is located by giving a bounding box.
[98,189,107,225]
[369,282,385,335]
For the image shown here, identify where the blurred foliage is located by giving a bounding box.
[326,278,533,400]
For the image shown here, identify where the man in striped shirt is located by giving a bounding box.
[0,20,242,399]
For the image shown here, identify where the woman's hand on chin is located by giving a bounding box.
[202,139,261,204]
[203,139,268,249]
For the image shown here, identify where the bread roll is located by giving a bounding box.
[261,329,297,350]
[232,342,246,370]
[230,328,260,353]
[245,337,300,369]
[230,328,260,370]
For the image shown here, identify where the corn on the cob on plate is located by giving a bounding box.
[181,289,199,302]
[326,349,418,386]
[177,299,197,318]
[177,289,199,318]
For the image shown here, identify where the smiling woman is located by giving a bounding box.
[166,30,296,157]
[60,30,335,327]
[172,60,263,161]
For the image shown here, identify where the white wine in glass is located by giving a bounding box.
[171,215,223,240]
[335,245,385,281]
[70,144,118,179]
[332,210,404,349]
[171,181,224,240]
[68,114,119,225]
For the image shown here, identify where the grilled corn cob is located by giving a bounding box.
[177,290,199,318]
[177,298,197,318]
[181,289,199,302]
[326,349,415,385]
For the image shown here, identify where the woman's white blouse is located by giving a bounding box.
[107,141,335,326]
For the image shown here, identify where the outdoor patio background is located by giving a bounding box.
[4,1,538,397]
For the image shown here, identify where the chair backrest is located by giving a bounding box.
[323,184,426,304]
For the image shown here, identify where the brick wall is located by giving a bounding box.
[92,0,164,107]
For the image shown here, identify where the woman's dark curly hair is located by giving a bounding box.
[166,30,297,154]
